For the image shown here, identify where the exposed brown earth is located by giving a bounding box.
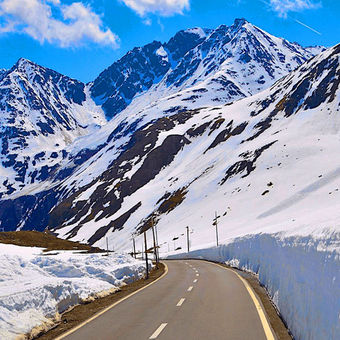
[0,231,102,252]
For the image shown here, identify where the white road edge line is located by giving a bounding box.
[187,286,193,292]
[149,323,168,339]
[193,279,198,283]
[176,298,186,306]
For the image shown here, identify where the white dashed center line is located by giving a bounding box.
[193,279,198,283]
[176,298,186,307]
[149,323,168,339]
[196,273,199,277]
[187,286,193,292]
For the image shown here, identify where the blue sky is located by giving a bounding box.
[0,0,339,83]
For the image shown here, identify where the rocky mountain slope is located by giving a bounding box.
[0,19,324,231]
[49,44,340,252]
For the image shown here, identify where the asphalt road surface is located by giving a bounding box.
[60,260,275,340]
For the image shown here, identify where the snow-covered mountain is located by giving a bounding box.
[0,58,106,198]
[0,19,323,231]
[49,43,340,249]
[90,18,315,120]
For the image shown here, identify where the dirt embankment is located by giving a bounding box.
[0,230,102,252]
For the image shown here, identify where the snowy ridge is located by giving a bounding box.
[90,18,316,120]
[0,58,106,198]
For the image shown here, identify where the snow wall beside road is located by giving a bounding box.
[168,231,340,340]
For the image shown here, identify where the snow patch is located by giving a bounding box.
[0,244,149,339]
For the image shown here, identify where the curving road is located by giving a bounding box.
[59,260,275,340]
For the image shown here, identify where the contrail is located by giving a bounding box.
[256,0,322,36]
[294,19,322,35]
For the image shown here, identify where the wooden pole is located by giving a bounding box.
[151,217,159,268]
[215,211,219,247]
[186,226,190,253]
[132,237,136,259]
[144,231,149,279]
[155,224,160,261]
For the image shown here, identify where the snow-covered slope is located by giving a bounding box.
[0,58,106,198]
[51,43,340,247]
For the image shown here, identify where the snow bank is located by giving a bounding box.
[168,231,340,340]
[0,244,149,340]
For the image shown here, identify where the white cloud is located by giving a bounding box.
[269,0,321,18]
[121,0,190,17]
[0,0,119,48]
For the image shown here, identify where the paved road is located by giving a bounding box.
[61,260,274,340]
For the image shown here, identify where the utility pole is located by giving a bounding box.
[155,222,160,262]
[151,217,159,268]
[132,236,136,259]
[186,226,190,253]
[144,231,149,279]
[213,211,220,247]
[106,237,109,256]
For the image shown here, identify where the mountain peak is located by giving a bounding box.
[15,57,36,68]
[10,58,41,76]
[233,18,248,27]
